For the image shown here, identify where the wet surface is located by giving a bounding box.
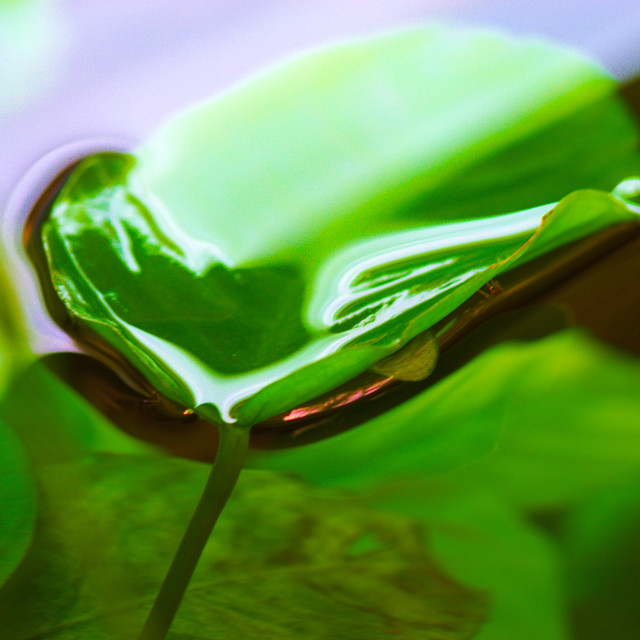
[3,3,640,456]
[40,221,640,459]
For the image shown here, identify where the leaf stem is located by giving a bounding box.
[138,423,249,640]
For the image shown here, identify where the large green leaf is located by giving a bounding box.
[562,481,640,639]
[254,330,640,499]
[0,361,156,464]
[41,25,640,426]
[0,456,486,639]
[444,332,640,508]
[369,484,570,640]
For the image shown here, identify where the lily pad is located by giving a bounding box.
[41,26,640,426]
[0,456,486,639]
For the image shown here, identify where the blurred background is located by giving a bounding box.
[2,0,640,209]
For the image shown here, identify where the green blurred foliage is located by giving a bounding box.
[562,481,640,639]
[0,362,155,465]
[256,330,640,639]
[0,260,24,396]
[371,485,570,640]
[2,23,640,640]
[0,418,36,593]
[0,457,485,639]
[0,261,37,589]
[255,330,640,497]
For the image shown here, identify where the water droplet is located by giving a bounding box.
[613,177,640,211]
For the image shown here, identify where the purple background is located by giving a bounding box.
[2,0,640,206]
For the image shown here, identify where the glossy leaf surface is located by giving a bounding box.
[258,330,640,498]
[42,26,640,425]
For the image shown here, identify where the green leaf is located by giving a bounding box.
[0,417,36,590]
[0,361,157,464]
[258,330,640,505]
[248,328,505,485]
[0,226,37,594]
[0,456,486,639]
[41,25,640,426]
[442,331,640,508]
[562,481,640,639]
[368,484,571,640]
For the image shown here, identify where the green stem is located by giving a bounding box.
[138,423,250,640]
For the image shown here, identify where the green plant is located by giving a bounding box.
[2,24,640,640]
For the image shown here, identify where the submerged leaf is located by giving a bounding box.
[0,456,486,639]
[41,26,640,425]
